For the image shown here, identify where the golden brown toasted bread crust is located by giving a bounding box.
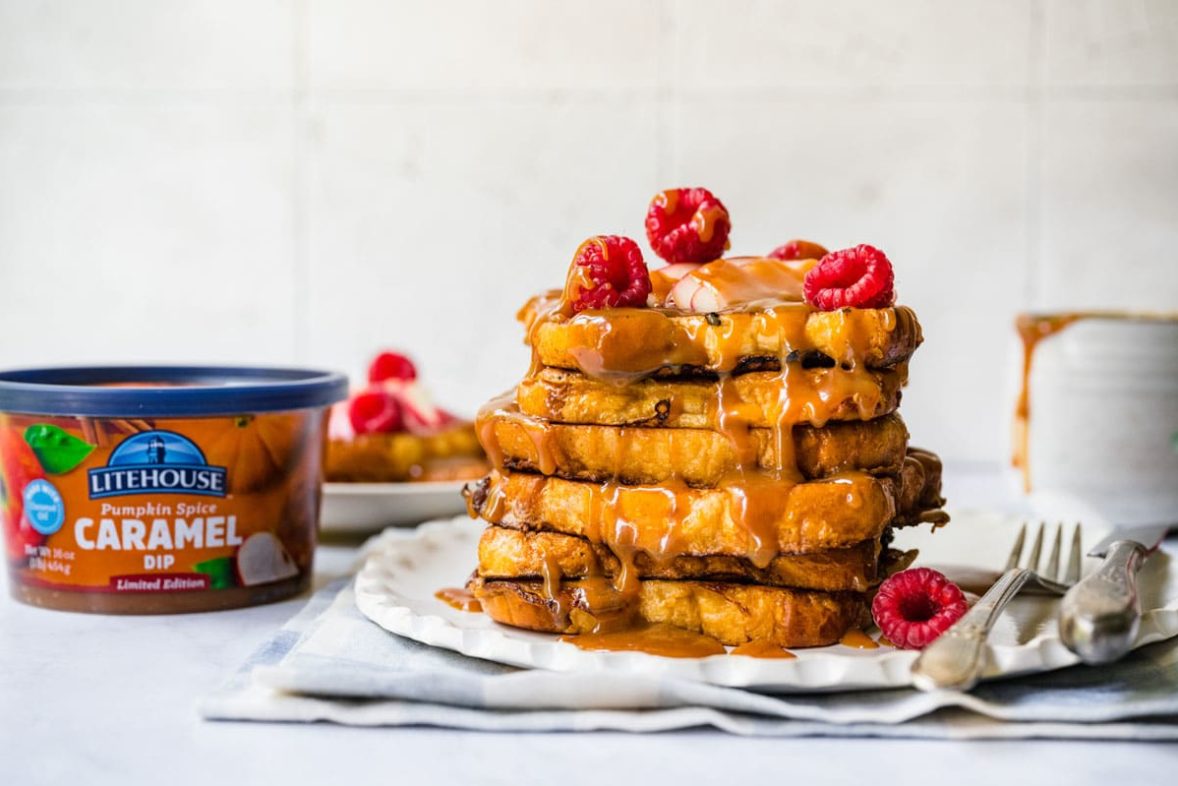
[909,447,946,509]
[326,423,486,482]
[470,577,870,648]
[516,365,907,429]
[525,302,921,377]
[481,407,909,486]
[467,470,906,559]
[477,525,889,592]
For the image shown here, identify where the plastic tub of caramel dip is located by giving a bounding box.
[0,366,347,614]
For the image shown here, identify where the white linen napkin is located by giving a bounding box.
[200,575,1178,739]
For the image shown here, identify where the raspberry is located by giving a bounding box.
[645,187,731,265]
[803,244,896,310]
[768,239,828,261]
[871,568,968,650]
[368,351,417,383]
[348,389,404,435]
[565,235,652,312]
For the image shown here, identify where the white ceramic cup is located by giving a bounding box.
[1014,313,1178,526]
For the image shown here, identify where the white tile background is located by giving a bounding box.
[1,0,1176,464]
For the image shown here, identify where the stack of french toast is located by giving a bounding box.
[463,189,947,651]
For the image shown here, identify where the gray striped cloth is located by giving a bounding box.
[200,578,1178,739]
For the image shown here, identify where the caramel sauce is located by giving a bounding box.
[654,188,679,215]
[563,623,726,658]
[691,204,730,246]
[723,472,798,568]
[649,264,693,304]
[562,237,608,310]
[686,256,814,306]
[839,629,880,649]
[463,487,480,520]
[538,548,568,624]
[1012,313,1081,491]
[730,640,797,659]
[476,392,559,476]
[478,473,510,522]
[435,587,482,613]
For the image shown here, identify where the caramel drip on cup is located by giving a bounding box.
[1011,313,1081,491]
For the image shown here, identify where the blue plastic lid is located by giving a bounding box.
[0,366,348,417]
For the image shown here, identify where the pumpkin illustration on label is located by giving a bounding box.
[194,413,308,494]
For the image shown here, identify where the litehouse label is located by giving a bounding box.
[88,431,227,498]
[1,412,318,597]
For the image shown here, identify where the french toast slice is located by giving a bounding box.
[522,299,921,377]
[326,423,487,482]
[480,407,909,486]
[516,364,907,429]
[464,468,938,561]
[476,525,919,593]
[470,577,870,648]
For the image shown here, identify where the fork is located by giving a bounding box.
[910,522,1082,692]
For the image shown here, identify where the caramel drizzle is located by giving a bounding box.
[691,204,728,246]
[1012,313,1081,491]
[686,256,814,306]
[539,549,568,624]
[839,629,880,650]
[435,587,482,613]
[476,391,558,476]
[730,640,797,659]
[563,622,726,658]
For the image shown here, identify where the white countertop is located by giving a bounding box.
[3,464,1176,786]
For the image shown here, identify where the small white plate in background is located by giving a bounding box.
[319,481,469,534]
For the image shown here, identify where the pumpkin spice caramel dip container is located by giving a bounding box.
[0,366,347,614]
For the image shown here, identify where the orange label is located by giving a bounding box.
[1,411,324,597]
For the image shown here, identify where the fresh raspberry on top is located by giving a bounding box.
[803,244,896,310]
[348,389,404,435]
[871,567,968,650]
[565,235,652,312]
[368,351,418,383]
[768,239,829,261]
[645,187,731,265]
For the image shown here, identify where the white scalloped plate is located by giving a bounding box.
[353,513,1178,692]
[320,481,468,533]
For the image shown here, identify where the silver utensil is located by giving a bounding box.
[911,522,1081,692]
[1059,522,1170,665]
